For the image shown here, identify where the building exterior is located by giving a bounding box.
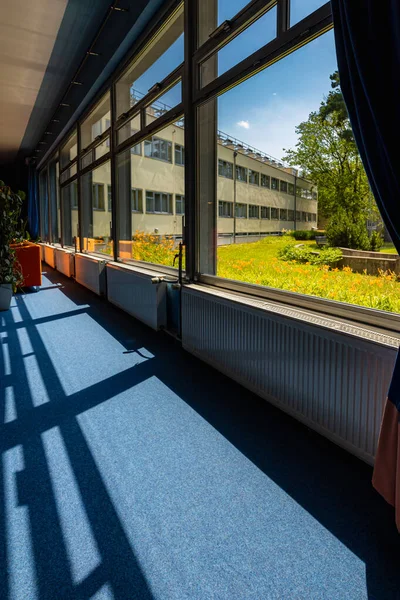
[57,104,318,256]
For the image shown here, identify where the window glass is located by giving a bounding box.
[60,131,77,169]
[261,206,270,219]
[280,180,288,193]
[200,7,277,86]
[271,177,279,190]
[49,160,60,244]
[219,200,233,218]
[116,5,184,117]
[116,121,184,267]
[280,208,288,221]
[261,174,270,188]
[39,170,49,242]
[60,163,77,184]
[117,113,141,146]
[81,93,111,150]
[249,170,259,185]
[198,0,258,45]
[81,161,112,256]
[288,182,295,195]
[249,204,259,218]
[235,203,247,218]
[175,144,185,166]
[176,194,185,214]
[290,0,327,27]
[61,181,79,248]
[145,81,182,126]
[236,165,247,182]
[218,159,233,179]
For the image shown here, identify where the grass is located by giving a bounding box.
[380,243,398,254]
[217,236,400,313]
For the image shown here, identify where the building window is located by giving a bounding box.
[235,203,247,218]
[288,183,295,195]
[261,174,270,188]
[145,190,173,213]
[176,194,185,214]
[271,177,279,190]
[271,207,279,219]
[218,200,233,218]
[288,209,295,221]
[312,213,317,221]
[71,183,78,209]
[261,206,270,219]
[107,185,112,212]
[93,183,105,210]
[131,188,143,212]
[249,204,259,218]
[296,186,303,197]
[235,165,248,182]
[144,136,172,162]
[280,208,288,221]
[296,210,301,221]
[280,180,288,193]
[131,143,141,155]
[175,144,185,166]
[312,191,318,200]
[218,159,233,179]
[302,211,308,222]
[249,170,259,185]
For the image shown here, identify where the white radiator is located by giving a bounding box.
[55,248,75,278]
[44,245,56,268]
[38,243,45,261]
[106,262,167,330]
[75,254,106,296]
[182,285,399,464]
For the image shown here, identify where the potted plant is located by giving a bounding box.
[0,181,24,310]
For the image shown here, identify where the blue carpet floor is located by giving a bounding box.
[0,269,399,600]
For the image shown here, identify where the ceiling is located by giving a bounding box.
[0,0,68,163]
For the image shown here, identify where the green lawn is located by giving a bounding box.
[380,243,398,254]
[217,236,400,313]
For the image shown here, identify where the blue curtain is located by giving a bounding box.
[28,165,39,239]
[331,0,400,530]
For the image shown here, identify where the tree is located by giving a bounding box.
[283,72,372,223]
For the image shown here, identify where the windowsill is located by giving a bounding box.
[249,182,259,187]
[145,211,173,215]
[93,208,106,211]
[218,175,233,180]
[144,155,172,164]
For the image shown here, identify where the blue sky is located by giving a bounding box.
[132,0,336,161]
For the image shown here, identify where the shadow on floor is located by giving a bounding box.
[0,268,399,599]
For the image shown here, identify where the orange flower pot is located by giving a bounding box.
[11,241,42,287]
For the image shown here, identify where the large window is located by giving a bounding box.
[261,206,270,219]
[81,161,112,255]
[218,201,233,218]
[144,137,172,162]
[249,205,259,219]
[146,191,173,214]
[176,194,185,215]
[175,144,184,166]
[235,203,247,218]
[236,166,247,182]
[249,170,259,186]
[261,174,270,188]
[218,159,233,179]
[132,189,143,212]
[61,181,78,248]
[271,177,279,190]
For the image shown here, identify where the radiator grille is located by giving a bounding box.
[182,286,398,464]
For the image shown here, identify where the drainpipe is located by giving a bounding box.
[233,151,237,243]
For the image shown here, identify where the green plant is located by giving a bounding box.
[289,230,324,241]
[369,230,384,251]
[279,243,342,266]
[0,181,25,291]
[326,211,371,250]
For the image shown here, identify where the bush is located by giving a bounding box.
[326,212,371,250]
[289,230,324,241]
[369,230,384,251]
[279,244,342,266]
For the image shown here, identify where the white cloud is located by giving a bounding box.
[236,120,250,129]
[272,93,277,96]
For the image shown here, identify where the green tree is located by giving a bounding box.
[283,71,371,221]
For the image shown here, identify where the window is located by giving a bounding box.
[271,207,279,220]
[296,210,301,221]
[312,213,317,222]
[131,143,142,156]
[302,211,308,222]
[280,180,288,193]
[288,209,295,221]
[60,131,77,170]
[312,191,318,200]
[280,208,288,221]
[146,191,173,214]
[81,93,111,150]
[176,194,185,215]
[288,183,295,195]
[107,185,112,212]
[249,204,259,219]
[218,201,233,218]
[61,181,79,248]
[93,184,105,210]
[261,174,270,188]
[131,188,143,212]
[218,159,233,179]
[175,144,184,166]
[144,137,172,162]
[235,203,247,218]
[271,177,279,190]
[261,206,270,219]
[249,170,259,186]
[236,165,248,182]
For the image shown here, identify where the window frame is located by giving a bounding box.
[145,190,173,214]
